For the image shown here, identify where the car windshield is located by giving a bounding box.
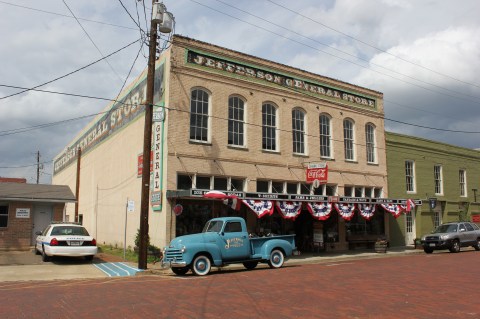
[433,224,458,233]
[202,220,223,233]
[51,226,89,236]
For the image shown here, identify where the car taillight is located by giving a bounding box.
[91,239,97,246]
[50,238,59,246]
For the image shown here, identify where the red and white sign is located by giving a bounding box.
[137,151,154,177]
[306,163,328,184]
[472,214,480,223]
[173,204,183,216]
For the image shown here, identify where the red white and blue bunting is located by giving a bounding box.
[357,203,376,220]
[223,196,241,211]
[400,199,416,213]
[306,202,332,220]
[275,201,302,220]
[381,203,404,218]
[242,200,274,218]
[334,203,356,221]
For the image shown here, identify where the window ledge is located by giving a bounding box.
[293,153,309,158]
[367,162,379,166]
[189,140,212,146]
[262,149,281,155]
[227,145,249,151]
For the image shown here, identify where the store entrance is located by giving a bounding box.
[294,210,314,252]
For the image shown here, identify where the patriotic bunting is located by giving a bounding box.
[358,203,376,220]
[381,203,404,218]
[275,201,302,220]
[223,196,241,211]
[306,202,332,220]
[242,200,274,218]
[334,203,356,221]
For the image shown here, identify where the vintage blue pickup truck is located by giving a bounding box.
[162,217,296,276]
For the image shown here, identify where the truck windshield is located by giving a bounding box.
[433,224,458,233]
[202,220,224,233]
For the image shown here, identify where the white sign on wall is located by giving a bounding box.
[16,208,30,218]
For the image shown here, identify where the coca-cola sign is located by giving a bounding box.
[306,163,328,184]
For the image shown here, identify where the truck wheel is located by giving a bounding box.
[423,247,433,254]
[449,240,460,253]
[171,267,189,275]
[268,249,284,269]
[191,255,211,276]
[243,261,258,270]
[473,238,480,251]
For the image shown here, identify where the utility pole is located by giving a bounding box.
[138,1,159,270]
[36,151,40,184]
[75,147,81,223]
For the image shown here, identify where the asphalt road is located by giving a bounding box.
[1,250,479,319]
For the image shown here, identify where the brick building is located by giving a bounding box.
[0,181,75,250]
[53,35,417,252]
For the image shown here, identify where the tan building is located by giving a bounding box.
[53,35,403,252]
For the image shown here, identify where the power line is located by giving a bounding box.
[63,0,124,84]
[0,38,139,101]
[117,0,145,32]
[195,0,480,106]
[265,0,480,91]
[0,0,137,30]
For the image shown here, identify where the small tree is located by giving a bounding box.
[134,228,150,249]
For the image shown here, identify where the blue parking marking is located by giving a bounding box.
[94,262,143,277]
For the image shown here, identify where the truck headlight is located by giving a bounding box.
[180,245,186,253]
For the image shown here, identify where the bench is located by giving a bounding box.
[347,238,377,250]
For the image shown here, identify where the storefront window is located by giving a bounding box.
[286,183,297,194]
[324,213,339,242]
[230,178,244,191]
[175,203,212,236]
[0,204,8,227]
[195,176,211,189]
[177,174,192,190]
[326,185,336,196]
[257,180,269,192]
[300,183,311,194]
[271,181,284,193]
[346,211,385,236]
[214,177,228,190]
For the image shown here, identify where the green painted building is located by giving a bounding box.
[386,132,480,247]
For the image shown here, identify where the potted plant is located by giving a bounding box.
[374,237,388,253]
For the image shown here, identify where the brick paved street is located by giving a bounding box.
[1,251,479,319]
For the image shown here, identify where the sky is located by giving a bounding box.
[1,0,479,184]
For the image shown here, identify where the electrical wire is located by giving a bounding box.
[0,38,139,101]
[63,0,124,84]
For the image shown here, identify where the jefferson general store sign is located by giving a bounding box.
[188,50,376,109]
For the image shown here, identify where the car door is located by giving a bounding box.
[464,223,476,244]
[36,225,51,251]
[218,221,250,261]
[458,223,469,245]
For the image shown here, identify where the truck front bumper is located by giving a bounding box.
[161,259,187,268]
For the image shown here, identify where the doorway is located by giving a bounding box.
[405,210,416,246]
[31,205,53,244]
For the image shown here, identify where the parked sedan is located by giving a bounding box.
[35,223,98,262]
[421,222,480,253]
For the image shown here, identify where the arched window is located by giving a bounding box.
[319,114,332,158]
[262,103,277,151]
[343,119,355,161]
[365,123,376,163]
[292,108,306,154]
[190,88,210,142]
[228,96,245,146]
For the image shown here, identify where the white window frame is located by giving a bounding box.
[365,123,376,164]
[228,95,246,147]
[320,114,332,159]
[405,160,416,193]
[459,169,467,197]
[292,108,306,155]
[262,102,278,151]
[189,88,211,143]
[343,119,355,161]
[434,165,443,195]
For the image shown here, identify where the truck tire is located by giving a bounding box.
[191,255,211,276]
[41,247,50,262]
[171,267,189,275]
[449,240,460,253]
[243,261,258,270]
[268,249,284,269]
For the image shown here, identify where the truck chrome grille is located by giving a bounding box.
[165,249,184,261]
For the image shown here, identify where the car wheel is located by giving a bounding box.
[85,255,94,262]
[473,238,480,251]
[449,240,460,253]
[243,261,258,270]
[191,255,211,276]
[171,266,189,275]
[423,247,433,254]
[268,249,284,269]
[41,247,50,262]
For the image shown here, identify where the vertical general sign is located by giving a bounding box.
[151,104,164,211]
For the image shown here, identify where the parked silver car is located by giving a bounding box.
[421,222,480,253]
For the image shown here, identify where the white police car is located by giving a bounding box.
[34,222,98,262]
